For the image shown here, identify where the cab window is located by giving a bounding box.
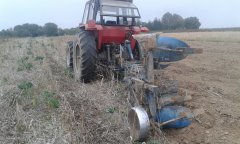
[82,3,90,24]
[88,2,94,20]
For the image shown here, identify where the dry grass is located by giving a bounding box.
[0,36,132,144]
[0,36,72,143]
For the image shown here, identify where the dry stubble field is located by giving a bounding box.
[0,31,240,144]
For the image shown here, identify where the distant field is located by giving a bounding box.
[0,31,240,144]
[161,31,240,43]
[159,27,240,34]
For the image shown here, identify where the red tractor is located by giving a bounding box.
[66,0,203,141]
[66,0,149,82]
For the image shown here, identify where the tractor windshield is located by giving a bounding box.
[101,5,140,18]
[81,0,141,26]
[99,5,140,26]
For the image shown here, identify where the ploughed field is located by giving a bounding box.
[0,31,239,144]
[160,32,240,144]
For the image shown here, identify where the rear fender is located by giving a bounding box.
[85,20,103,31]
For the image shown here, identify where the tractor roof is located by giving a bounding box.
[101,0,137,8]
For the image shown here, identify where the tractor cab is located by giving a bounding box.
[72,0,149,83]
[82,0,141,26]
[81,0,148,50]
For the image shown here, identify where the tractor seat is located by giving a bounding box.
[106,21,117,25]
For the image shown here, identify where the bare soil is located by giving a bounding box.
[159,32,240,144]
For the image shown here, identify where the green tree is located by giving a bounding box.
[152,18,162,31]
[161,12,173,30]
[43,23,58,36]
[184,17,201,29]
[58,28,65,36]
[0,23,80,37]
[14,25,30,37]
[172,14,184,29]
[63,28,79,35]
[28,24,43,37]
[141,18,162,31]
[0,29,15,37]
[14,23,43,37]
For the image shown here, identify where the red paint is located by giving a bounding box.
[84,21,149,50]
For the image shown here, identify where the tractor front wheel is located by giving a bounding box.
[73,30,97,83]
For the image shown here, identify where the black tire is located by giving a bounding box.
[66,41,74,71]
[73,30,97,82]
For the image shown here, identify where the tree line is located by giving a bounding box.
[142,12,201,31]
[0,12,201,37]
[0,23,79,38]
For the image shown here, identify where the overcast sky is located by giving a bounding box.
[0,0,240,30]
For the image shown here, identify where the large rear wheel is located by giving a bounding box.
[73,30,97,82]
